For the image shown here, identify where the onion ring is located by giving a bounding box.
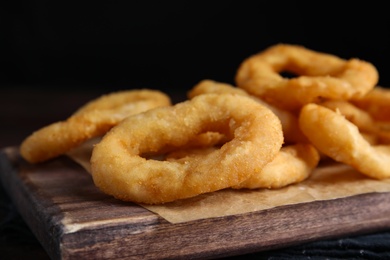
[299,103,390,179]
[20,89,171,163]
[351,86,390,121]
[90,93,283,204]
[235,44,379,110]
[187,79,249,98]
[232,143,320,189]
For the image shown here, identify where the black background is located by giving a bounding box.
[2,1,390,95]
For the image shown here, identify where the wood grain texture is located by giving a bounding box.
[2,146,390,259]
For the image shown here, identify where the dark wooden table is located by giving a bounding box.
[1,86,390,259]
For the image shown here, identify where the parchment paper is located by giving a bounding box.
[67,138,390,223]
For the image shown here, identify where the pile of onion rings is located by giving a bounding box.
[234,44,390,180]
[20,43,390,204]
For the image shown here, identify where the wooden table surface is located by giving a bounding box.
[2,86,390,259]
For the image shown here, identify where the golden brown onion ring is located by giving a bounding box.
[20,89,171,163]
[351,86,390,121]
[235,44,378,110]
[299,103,390,179]
[90,93,283,204]
[232,143,320,189]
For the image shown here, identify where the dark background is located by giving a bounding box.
[1,1,390,259]
[2,1,390,93]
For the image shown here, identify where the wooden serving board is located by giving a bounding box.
[2,146,390,259]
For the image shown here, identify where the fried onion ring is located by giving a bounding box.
[232,143,320,189]
[90,93,283,204]
[351,86,390,121]
[187,79,249,98]
[299,103,390,179]
[235,44,379,110]
[20,89,171,163]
